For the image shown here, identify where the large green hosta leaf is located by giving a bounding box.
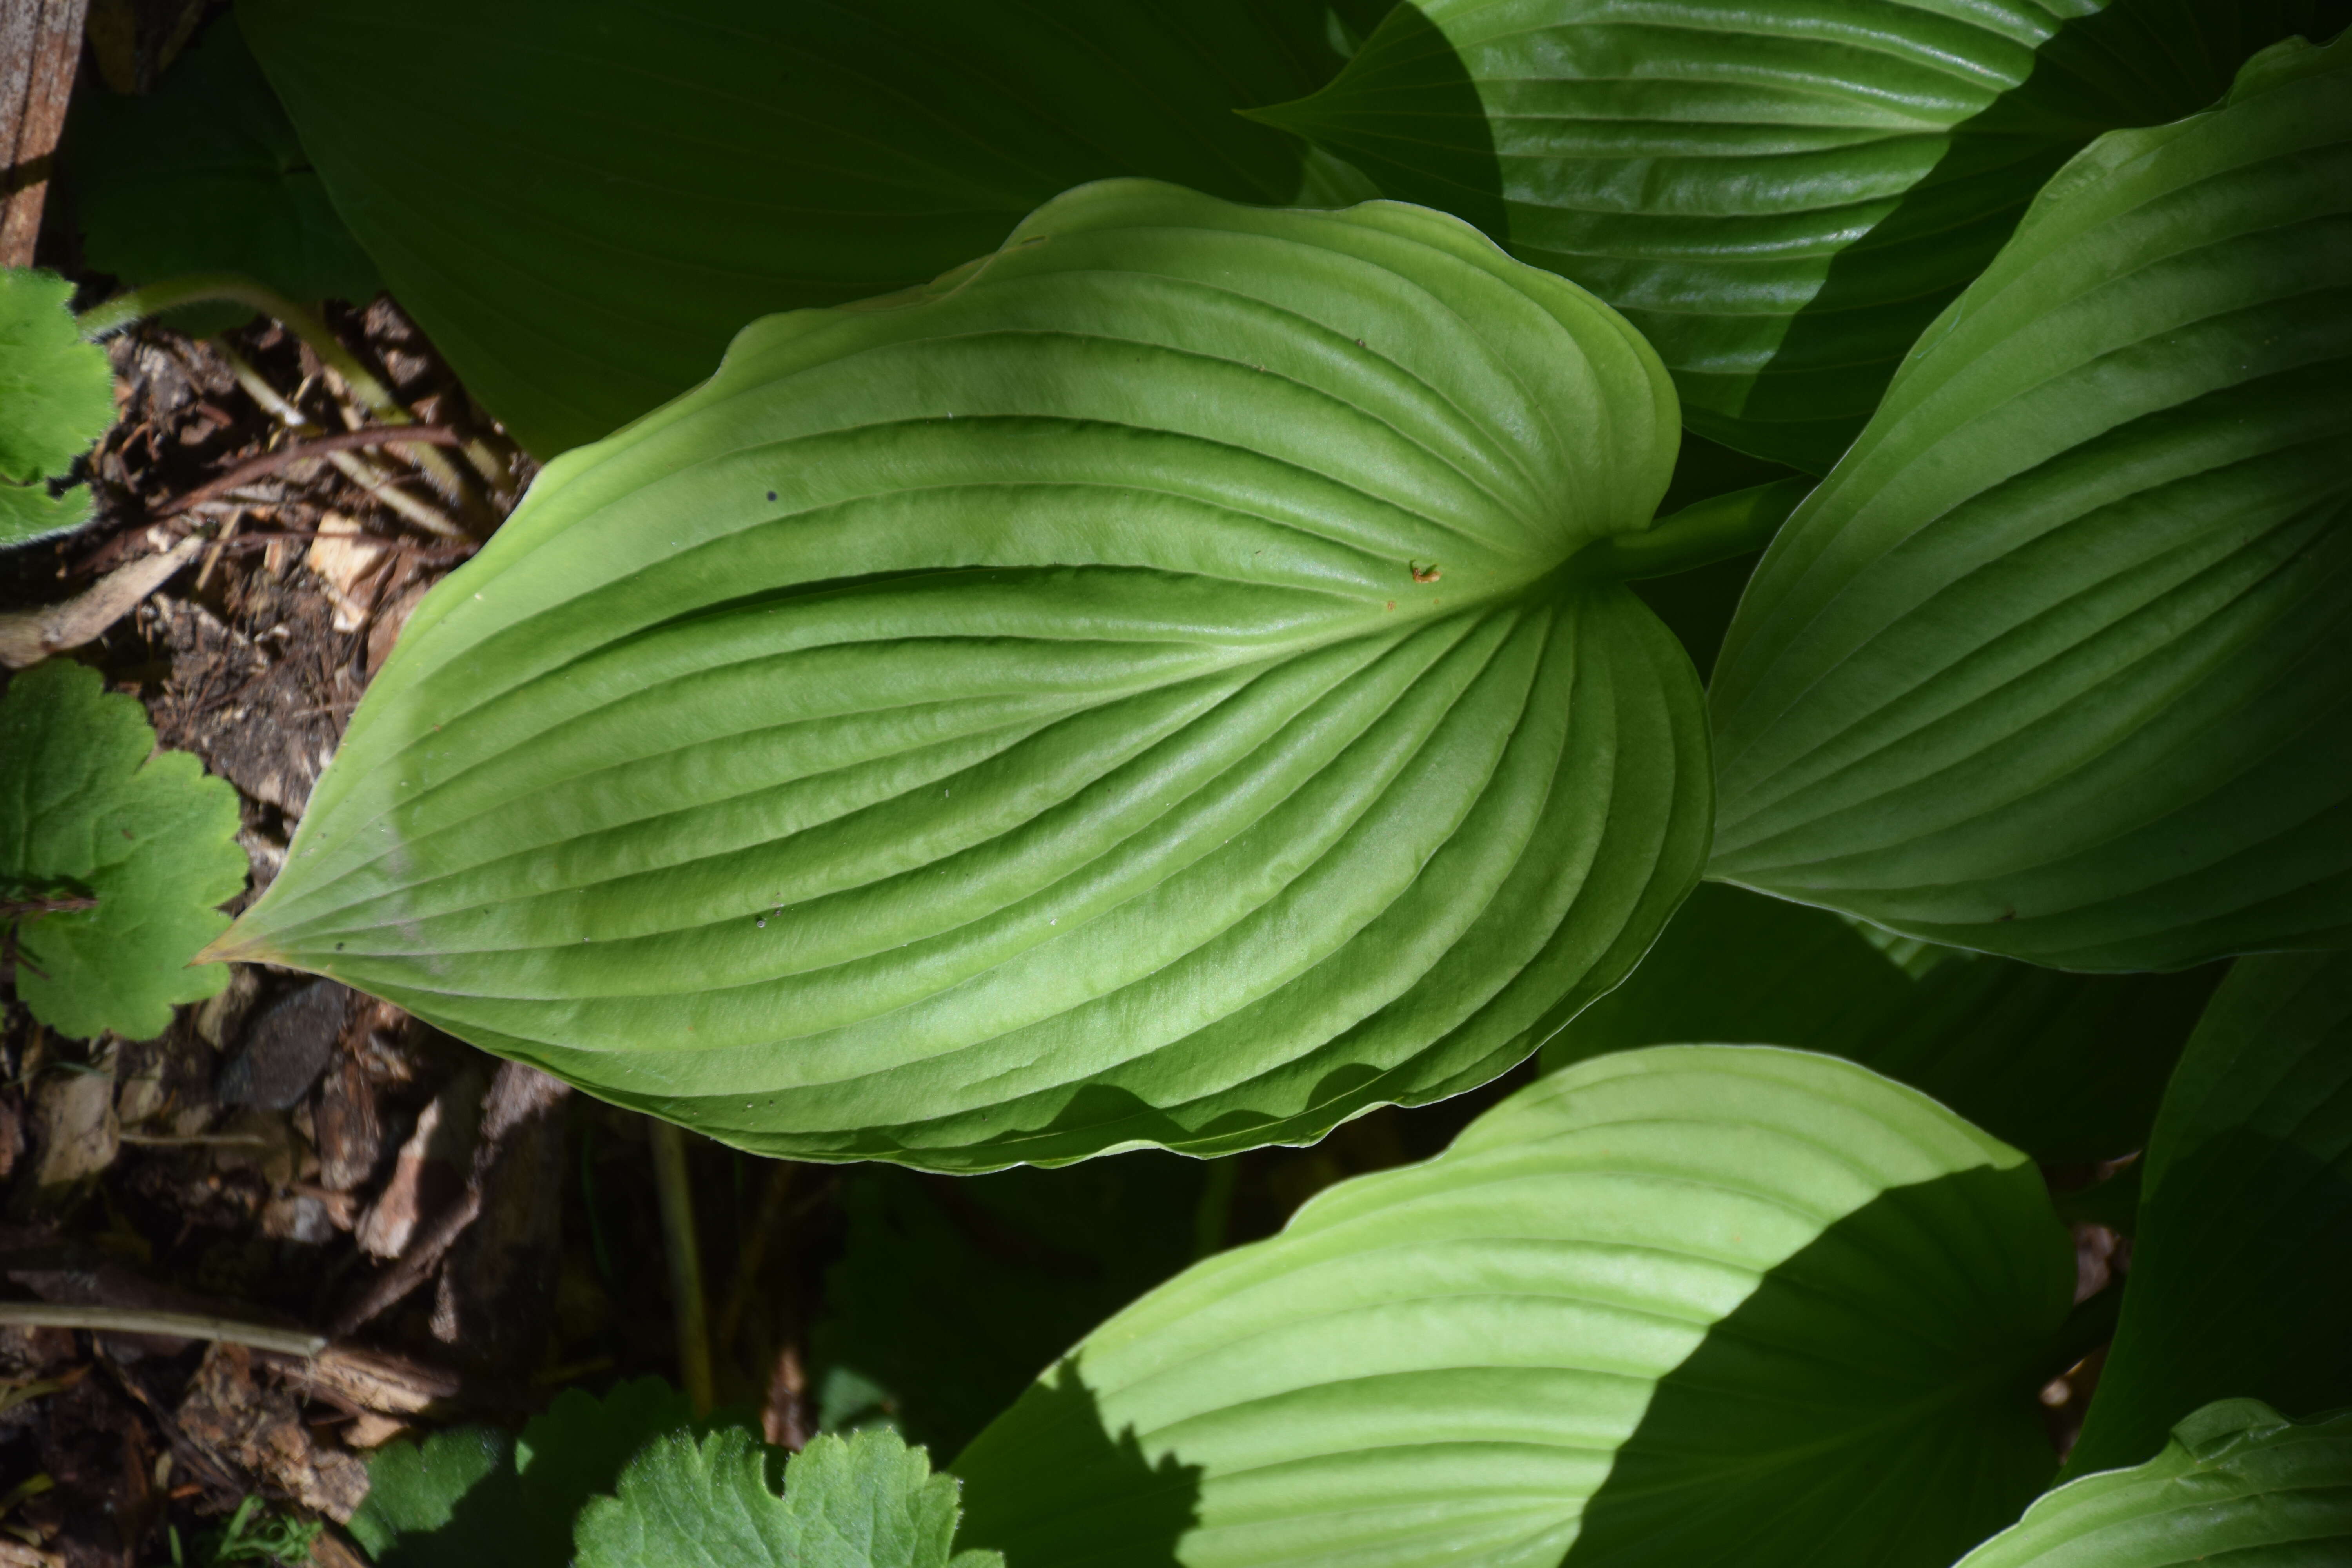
[1541,882,2222,1161]
[1708,34,2352,969]
[953,1045,2075,1568]
[1255,0,2345,473]
[1960,1401,2352,1568]
[209,183,1705,1171]
[237,0,1361,455]
[2067,953,2352,1476]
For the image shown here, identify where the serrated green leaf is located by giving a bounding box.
[2067,953,2352,1477]
[348,1426,527,1568]
[1707,32,2352,969]
[1542,882,2223,1161]
[1,267,113,543]
[66,16,381,336]
[953,1045,2075,1568]
[0,478,93,545]
[209,182,1706,1171]
[573,1427,1002,1568]
[349,1378,706,1567]
[1,661,246,1040]
[238,0,1362,456]
[1959,1401,2352,1568]
[1253,1,2343,472]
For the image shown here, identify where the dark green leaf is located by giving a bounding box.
[1708,33,2352,969]
[239,0,1359,454]
[955,1045,2074,1568]
[1543,882,2223,1160]
[573,1427,1002,1568]
[2067,953,2352,1475]
[66,17,380,336]
[348,1426,527,1568]
[348,1377,704,1567]
[1256,0,2345,471]
[813,1156,1207,1455]
[1960,1401,2352,1568]
[2,660,246,1040]
[209,183,1706,1171]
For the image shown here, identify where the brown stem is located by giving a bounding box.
[1,894,98,920]
[158,428,463,518]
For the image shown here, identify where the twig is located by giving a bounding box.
[649,1120,715,1416]
[0,1303,325,1357]
[330,1187,482,1338]
[77,274,483,510]
[159,427,463,518]
[216,345,468,541]
[0,536,204,669]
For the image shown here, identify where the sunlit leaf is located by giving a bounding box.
[1542,882,2223,1161]
[0,266,113,544]
[238,0,1363,454]
[1708,33,2352,969]
[209,183,1704,1171]
[954,1045,2075,1568]
[574,1428,1002,1568]
[1,661,246,1040]
[1959,1401,2352,1568]
[1254,0,2342,472]
[2067,953,2352,1477]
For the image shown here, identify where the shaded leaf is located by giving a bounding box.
[1959,1401,2352,1568]
[0,267,113,544]
[1542,882,2223,1161]
[1708,33,2352,968]
[210,182,1705,1171]
[573,1427,1002,1568]
[1255,0,2343,472]
[348,1377,704,1568]
[239,0,1360,454]
[954,1045,2074,1568]
[348,1426,526,1568]
[66,16,381,336]
[1,660,245,1040]
[2067,953,2352,1476]
[813,1156,1207,1455]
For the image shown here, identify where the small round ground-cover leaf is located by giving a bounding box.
[237,0,1361,456]
[1,660,247,1040]
[952,1045,2075,1568]
[67,17,381,334]
[1541,882,2223,1161]
[209,182,1704,1171]
[1708,33,2352,970]
[1253,0,2344,474]
[2066,952,2352,1477]
[0,267,114,544]
[1957,1401,2352,1568]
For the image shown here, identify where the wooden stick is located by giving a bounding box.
[0,0,89,266]
[0,1302,326,1358]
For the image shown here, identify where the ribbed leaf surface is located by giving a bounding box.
[953,1046,2075,1568]
[1541,882,2222,1161]
[1256,0,2343,472]
[1708,34,2352,969]
[212,183,1704,1171]
[2067,953,2352,1476]
[238,0,1358,454]
[1961,1401,2352,1568]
